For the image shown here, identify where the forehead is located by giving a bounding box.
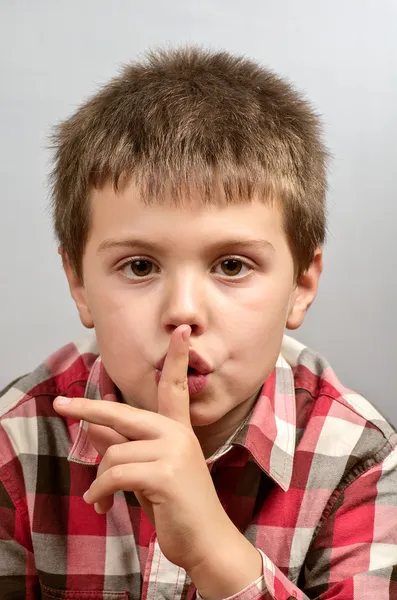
[87,180,286,248]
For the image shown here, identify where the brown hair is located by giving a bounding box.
[50,47,328,281]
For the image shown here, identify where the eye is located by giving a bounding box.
[214,258,252,278]
[120,259,158,279]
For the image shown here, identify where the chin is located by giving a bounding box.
[189,400,225,428]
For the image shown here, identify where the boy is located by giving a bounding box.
[0,47,396,600]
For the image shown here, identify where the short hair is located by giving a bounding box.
[50,47,328,281]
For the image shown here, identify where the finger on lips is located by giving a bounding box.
[53,324,193,514]
[157,325,191,424]
[160,326,190,382]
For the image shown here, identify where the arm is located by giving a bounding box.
[0,468,39,600]
[192,444,397,600]
[52,325,397,599]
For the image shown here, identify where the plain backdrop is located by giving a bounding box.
[0,1,396,424]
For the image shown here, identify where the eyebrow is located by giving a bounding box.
[97,237,275,255]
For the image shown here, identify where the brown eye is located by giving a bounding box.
[220,259,243,276]
[125,260,153,277]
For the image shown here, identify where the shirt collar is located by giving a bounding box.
[68,337,297,491]
[231,351,296,491]
[68,354,118,466]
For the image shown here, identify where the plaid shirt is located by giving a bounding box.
[1,335,397,600]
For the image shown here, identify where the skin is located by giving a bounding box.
[54,326,263,597]
[56,179,322,597]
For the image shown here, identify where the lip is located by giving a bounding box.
[155,348,212,396]
[155,348,212,375]
[155,369,209,395]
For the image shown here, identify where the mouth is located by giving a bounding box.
[155,348,212,376]
[155,348,212,396]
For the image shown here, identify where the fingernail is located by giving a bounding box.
[182,326,191,341]
[83,490,91,503]
[55,396,72,406]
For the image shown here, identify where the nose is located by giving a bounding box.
[160,271,207,336]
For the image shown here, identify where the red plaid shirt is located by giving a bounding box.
[1,335,397,600]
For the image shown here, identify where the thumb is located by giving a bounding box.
[87,423,129,457]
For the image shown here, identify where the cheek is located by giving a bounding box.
[92,304,157,407]
[229,281,291,338]
[87,282,145,329]
[224,283,291,374]
[85,286,150,368]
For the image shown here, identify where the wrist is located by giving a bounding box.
[187,526,262,600]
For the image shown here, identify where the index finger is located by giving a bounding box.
[157,324,191,426]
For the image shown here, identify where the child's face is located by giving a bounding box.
[65,180,320,429]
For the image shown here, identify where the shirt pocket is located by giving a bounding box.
[40,584,130,600]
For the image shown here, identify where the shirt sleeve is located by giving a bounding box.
[0,467,39,600]
[198,444,397,600]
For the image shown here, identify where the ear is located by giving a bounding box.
[286,248,323,330]
[59,248,94,329]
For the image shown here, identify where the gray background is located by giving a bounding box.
[0,1,396,423]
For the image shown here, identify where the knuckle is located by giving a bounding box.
[162,432,196,472]
[158,377,188,393]
[105,445,120,466]
[160,462,176,487]
[174,377,188,391]
[109,465,124,485]
[174,424,196,447]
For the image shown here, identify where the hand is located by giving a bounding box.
[53,325,237,574]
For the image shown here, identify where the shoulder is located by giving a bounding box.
[0,335,99,416]
[282,335,397,464]
[0,335,99,469]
